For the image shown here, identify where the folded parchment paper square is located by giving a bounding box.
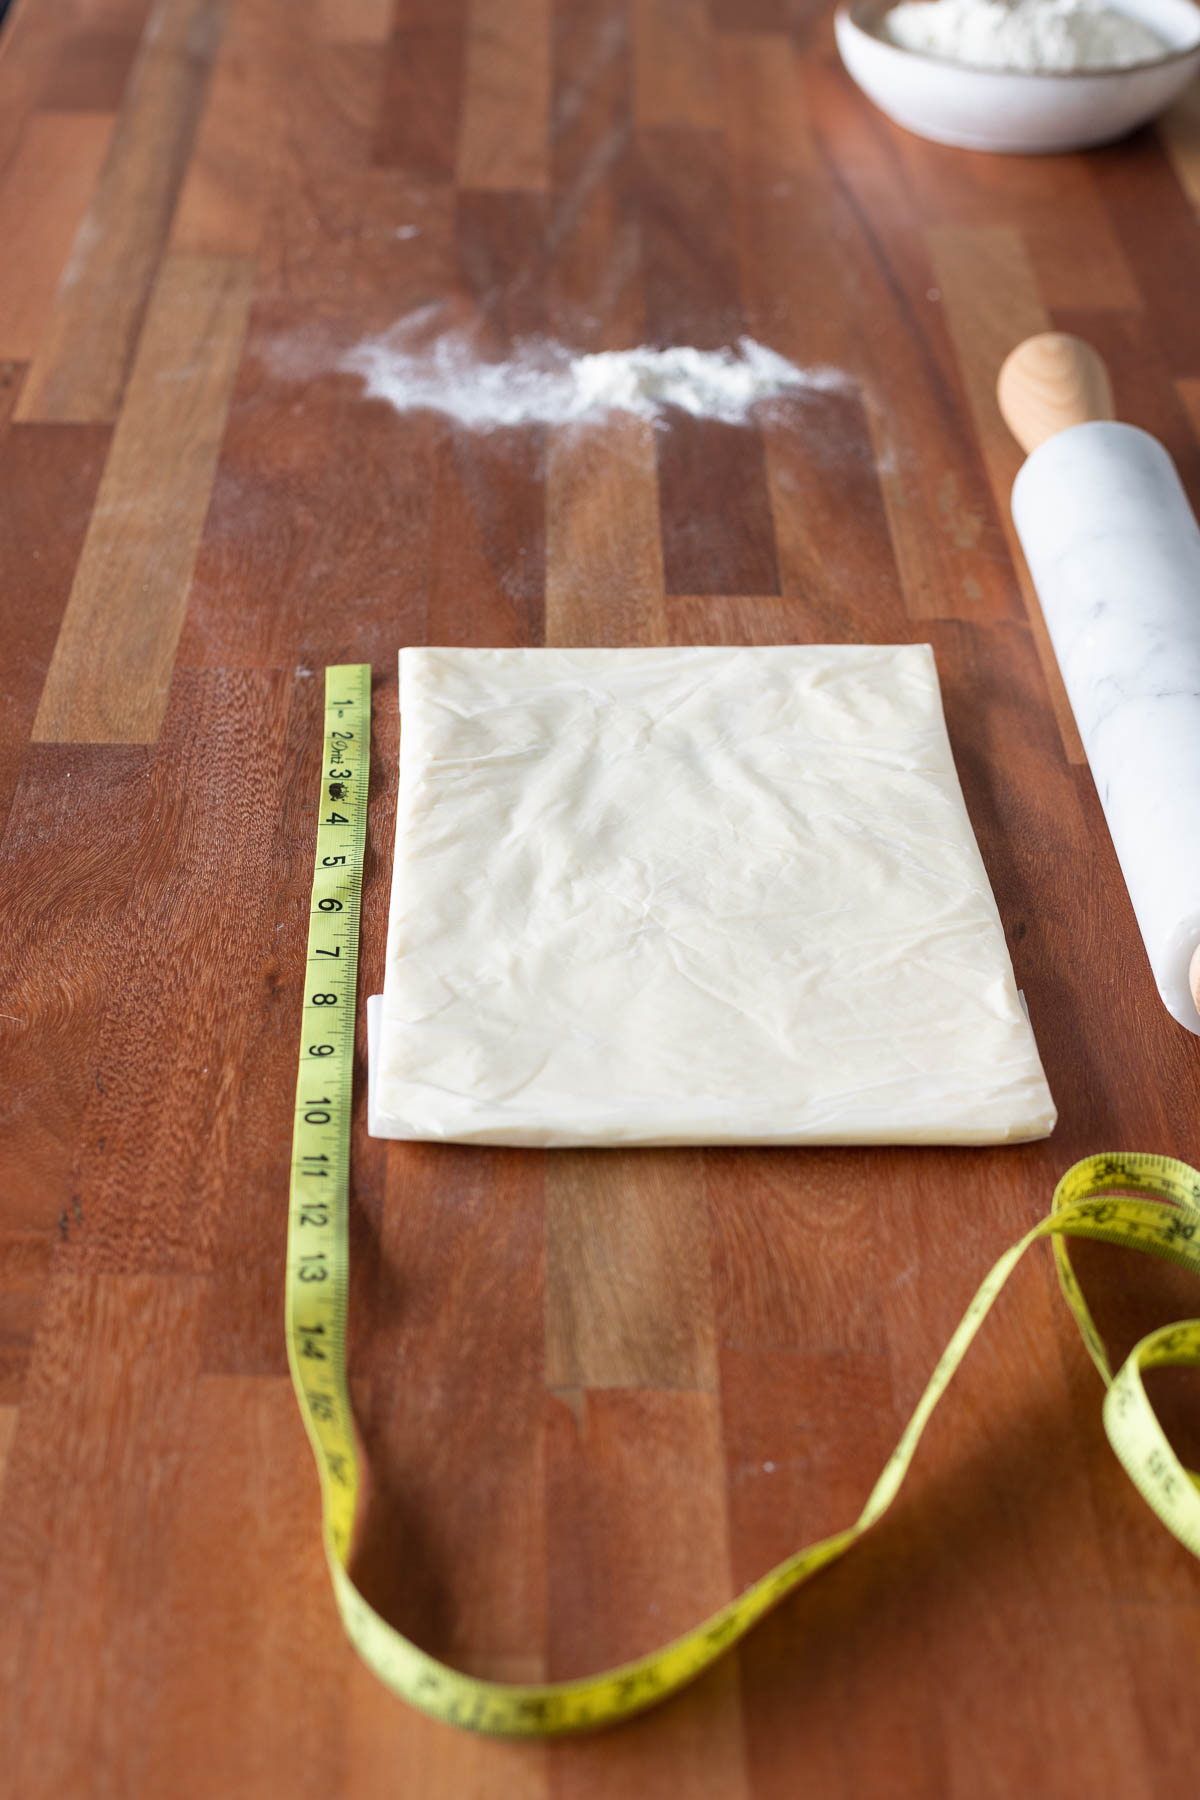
[369,646,1055,1146]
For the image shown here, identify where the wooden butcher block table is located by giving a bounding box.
[2,0,1200,1793]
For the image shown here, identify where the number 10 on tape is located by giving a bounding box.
[286,665,370,1568]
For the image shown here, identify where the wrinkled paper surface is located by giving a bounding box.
[371,646,1055,1146]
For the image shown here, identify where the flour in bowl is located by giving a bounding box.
[880,0,1169,71]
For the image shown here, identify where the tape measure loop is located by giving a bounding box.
[286,677,1200,1738]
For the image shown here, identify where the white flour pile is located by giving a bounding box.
[341,325,847,428]
[881,0,1169,70]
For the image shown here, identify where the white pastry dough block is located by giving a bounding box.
[371,646,1055,1147]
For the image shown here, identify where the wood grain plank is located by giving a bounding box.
[548,1660,749,1798]
[545,413,667,646]
[925,619,1098,1137]
[0,1234,51,1407]
[457,0,551,192]
[546,0,641,351]
[39,28,140,108]
[1179,375,1200,442]
[374,0,466,176]
[457,188,550,343]
[1049,308,1200,505]
[354,1145,546,1668]
[130,1377,345,1800]
[0,0,86,185]
[544,1390,748,1792]
[169,0,292,256]
[718,29,812,179]
[638,125,741,350]
[177,308,437,671]
[928,224,1087,763]
[546,1151,716,1391]
[926,225,1047,500]
[1159,80,1200,211]
[718,1348,950,1799]
[15,0,223,423]
[896,133,1139,314]
[875,1157,1162,1800]
[708,1150,890,1354]
[75,0,156,26]
[0,423,111,822]
[764,390,908,637]
[30,671,292,1279]
[0,744,150,1399]
[635,123,782,594]
[428,423,547,647]
[710,0,789,26]
[317,0,395,41]
[659,416,780,595]
[0,359,24,433]
[348,1659,552,1800]
[0,1271,206,1799]
[0,111,114,360]
[33,254,254,744]
[631,0,719,132]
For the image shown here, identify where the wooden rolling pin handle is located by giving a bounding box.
[997,333,1116,455]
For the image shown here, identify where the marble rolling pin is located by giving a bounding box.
[998,332,1200,1035]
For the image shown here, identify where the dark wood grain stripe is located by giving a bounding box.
[360,1145,546,1667]
[33,255,254,744]
[0,423,112,821]
[374,0,466,176]
[1159,84,1200,209]
[545,412,666,645]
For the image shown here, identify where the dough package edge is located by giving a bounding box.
[369,645,1056,1148]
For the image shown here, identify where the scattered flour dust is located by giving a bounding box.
[880,0,1171,70]
[340,319,849,430]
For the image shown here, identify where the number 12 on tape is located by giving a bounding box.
[286,665,370,1565]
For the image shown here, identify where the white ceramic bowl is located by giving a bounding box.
[835,0,1200,152]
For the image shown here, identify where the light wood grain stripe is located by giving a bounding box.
[1178,377,1200,441]
[928,224,1086,764]
[1160,81,1200,212]
[170,0,289,256]
[0,113,115,361]
[718,30,812,177]
[546,1151,717,1391]
[545,414,667,647]
[457,0,550,192]
[15,0,221,423]
[33,255,254,745]
[0,1270,204,1796]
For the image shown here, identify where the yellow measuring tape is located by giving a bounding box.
[287,665,1200,1739]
